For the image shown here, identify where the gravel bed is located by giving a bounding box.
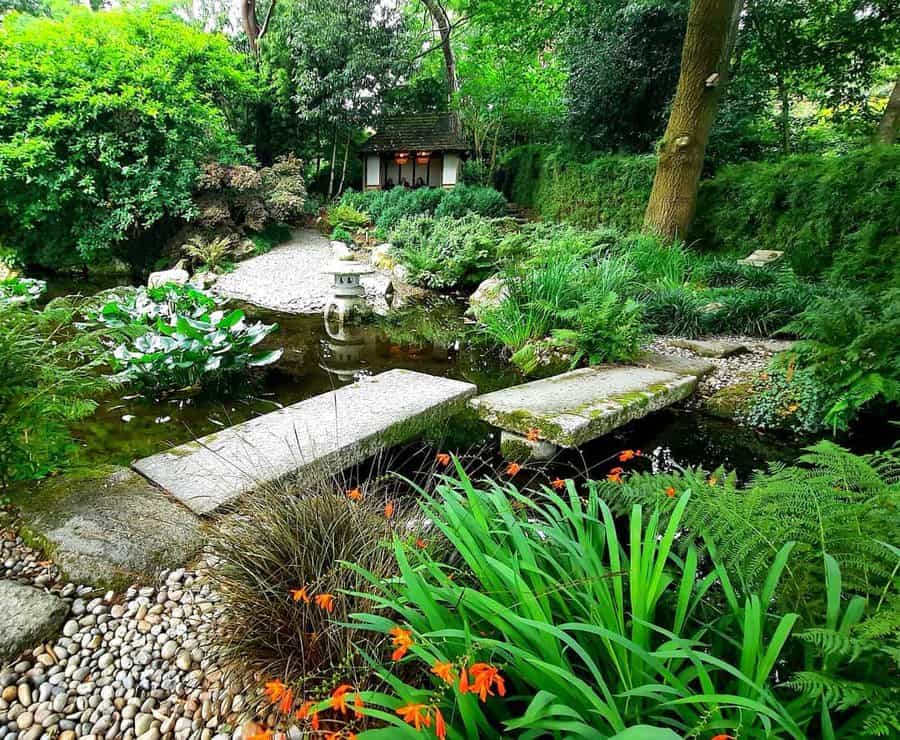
[647,335,793,405]
[213,229,391,314]
[0,530,258,740]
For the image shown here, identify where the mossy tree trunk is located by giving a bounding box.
[876,77,900,145]
[644,0,741,241]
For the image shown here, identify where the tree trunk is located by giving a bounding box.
[644,0,741,241]
[241,0,276,56]
[777,74,791,154]
[327,132,338,200]
[422,0,460,127]
[876,77,900,145]
[338,133,351,195]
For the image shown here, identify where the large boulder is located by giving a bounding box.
[0,581,68,663]
[468,275,507,319]
[147,260,190,289]
[370,243,396,270]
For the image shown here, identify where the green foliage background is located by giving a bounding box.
[0,6,255,269]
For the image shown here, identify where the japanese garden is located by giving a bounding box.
[0,1,898,739]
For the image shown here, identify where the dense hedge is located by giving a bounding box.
[692,146,900,279]
[496,145,655,232]
[497,144,900,279]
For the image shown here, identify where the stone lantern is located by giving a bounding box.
[322,261,375,324]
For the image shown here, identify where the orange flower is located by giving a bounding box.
[434,707,447,740]
[278,687,294,714]
[467,663,506,702]
[526,427,541,442]
[415,537,427,549]
[431,661,454,684]
[551,477,566,490]
[505,461,521,476]
[347,487,363,501]
[665,486,676,498]
[389,625,414,661]
[397,703,431,730]
[331,684,353,715]
[436,452,451,467]
[289,586,310,603]
[264,679,288,704]
[458,663,469,693]
[384,501,394,518]
[315,593,336,613]
[295,700,314,720]
[710,735,735,740]
[354,691,364,718]
[311,711,320,730]
[618,449,636,462]
[607,466,624,483]
[325,733,339,740]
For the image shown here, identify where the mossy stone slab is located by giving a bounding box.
[469,366,697,448]
[634,350,717,378]
[18,468,202,587]
[670,339,748,358]
[133,370,477,516]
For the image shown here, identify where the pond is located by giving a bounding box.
[40,275,840,482]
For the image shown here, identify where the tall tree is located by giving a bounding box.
[644,0,740,240]
[876,77,900,144]
[240,0,276,55]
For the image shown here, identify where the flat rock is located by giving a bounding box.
[670,339,748,358]
[133,370,477,515]
[18,468,202,586]
[737,249,783,266]
[469,366,697,448]
[0,581,68,663]
[635,350,717,377]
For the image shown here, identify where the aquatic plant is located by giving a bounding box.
[0,276,46,307]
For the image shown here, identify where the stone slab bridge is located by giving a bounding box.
[21,358,711,585]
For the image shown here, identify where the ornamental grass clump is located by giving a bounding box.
[206,487,406,715]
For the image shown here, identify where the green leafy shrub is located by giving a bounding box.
[181,235,236,272]
[389,215,509,290]
[89,284,281,393]
[331,227,354,243]
[349,469,804,738]
[640,285,708,337]
[250,222,293,256]
[0,7,255,269]
[774,289,900,430]
[601,442,900,736]
[339,186,507,238]
[0,304,112,489]
[0,277,46,307]
[743,359,834,435]
[326,203,371,234]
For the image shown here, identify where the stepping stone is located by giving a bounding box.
[133,370,477,516]
[635,350,717,378]
[469,366,697,450]
[0,581,68,662]
[17,469,202,587]
[670,339,748,358]
[737,249,783,266]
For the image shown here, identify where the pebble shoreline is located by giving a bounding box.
[0,532,253,740]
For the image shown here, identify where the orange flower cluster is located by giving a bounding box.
[505,461,521,476]
[526,428,541,442]
[606,466,624,483]
[396,704,446,738]
[288,586,337,612]
[618,448,641,462]
[550,477,566,490]
[384,501,395,518]
[346,487,363,501]
[435,452,451,467]
[461,663,506,702]
[389,626,414,661]
[665,486,676,498]
[264,680,363,738]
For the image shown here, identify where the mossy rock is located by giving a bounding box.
[701,382,753,420]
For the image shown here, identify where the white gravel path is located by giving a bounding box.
[213,229,391,314]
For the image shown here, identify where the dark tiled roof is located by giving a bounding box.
[360,113,468,153]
